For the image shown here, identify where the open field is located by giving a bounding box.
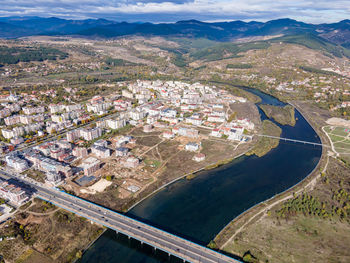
[0,198,104,263]
[324,125,350,155]
[213,101,350,263]
[220,157,350,263]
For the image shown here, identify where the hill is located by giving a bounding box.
[0,17,349,48]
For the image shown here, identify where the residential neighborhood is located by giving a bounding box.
[0,80,257,210]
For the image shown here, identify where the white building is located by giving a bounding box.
[107,118,126,130]
[185,142,200,152]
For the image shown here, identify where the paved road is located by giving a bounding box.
[0,170,241,263]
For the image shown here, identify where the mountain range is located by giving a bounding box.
[0,17,350,47]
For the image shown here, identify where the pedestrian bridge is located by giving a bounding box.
[257,134,323,147]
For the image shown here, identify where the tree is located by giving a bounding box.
[243,251,258,263]
[207,240,217,249]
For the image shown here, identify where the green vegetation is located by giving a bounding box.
[207,240,218,249]
[204,157,235,170]
[186,173,198,180]
[226,63,253,69]
[105,57,136,66]
[191,41,270,61]
[0,46,68,65]
[324,126,350,155]
[259,104,296,126]
[299,66,342,77]
[172,54,187,67]
[242,251,258,263]
[276,193,330,219]
[271,34,350,58]
[227,112,237,123]
[246,120,282,157]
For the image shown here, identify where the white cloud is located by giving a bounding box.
[0,0,349,23]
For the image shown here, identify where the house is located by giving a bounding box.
[208,115,225,123]
[185,142,200,152]
[210,128,221,137]
[193,153,206,162]
[143,124,153,133]
[162,131,174,139]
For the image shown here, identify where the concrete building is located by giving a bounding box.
[143,124,153,133]
[66,130,80,142]
[162,131,174,139]
[228,127,244,141]
[193,153,206,162]
[46,171,61,185]
[5,154,29,172]
[185,142,200,152]
[121,156,140,168]
[80,128,102,141]
[72,147,88,158]
[81,157,101,176]
[91,145,111,158]
[0,178,28,205]
[173,127,199,138]
[107,118,126,130]
[115,147,129,157]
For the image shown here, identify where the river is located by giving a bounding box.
[78,88,322,263]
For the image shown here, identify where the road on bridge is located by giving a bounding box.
[0,169,241,263]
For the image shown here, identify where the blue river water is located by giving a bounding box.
[78,88,322,263]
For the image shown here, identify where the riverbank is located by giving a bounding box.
[126,143,255,212]
[213,100,330,259]
[245,120,282,157]
[78,88,323,263]
[259,104,296,126]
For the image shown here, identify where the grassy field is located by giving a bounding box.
[0,198,104,263]
[324,126,350,154]
[259,104,296,126]
[220,157,350,263]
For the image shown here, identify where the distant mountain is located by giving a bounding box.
[0,16,349,47]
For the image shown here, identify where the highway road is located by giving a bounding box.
[0,169,241,263]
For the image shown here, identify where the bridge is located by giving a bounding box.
[0,170,241,263]
[257,134,324,147]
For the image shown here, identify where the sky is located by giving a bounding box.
[0,0,349,23]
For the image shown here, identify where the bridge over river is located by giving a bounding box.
[0,170,241,263]
[257,134,324,147]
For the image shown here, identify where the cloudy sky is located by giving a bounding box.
[0,0,349,23]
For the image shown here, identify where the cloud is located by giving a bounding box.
[0,0,349,23]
